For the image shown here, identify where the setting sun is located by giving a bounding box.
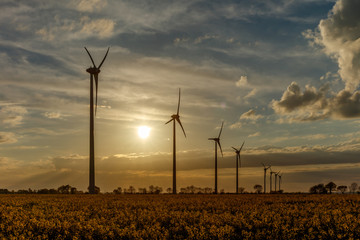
[137,126,151,139]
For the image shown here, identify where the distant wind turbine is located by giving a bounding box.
[165,88,186,194]
[261,163,271,194]
[270,169,276,193]
[275,171,281,192]
[208,122,224,194]
[84,47,109,194]
[232,141,245,194]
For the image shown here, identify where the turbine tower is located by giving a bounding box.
[84,47,109,194]
[261,163,271,194]
[278,173,283,192]
[165,88,186,194]
[270,169,276,193]
[208,122,224,194]
[275,171,280,192]
[232,141,245,194]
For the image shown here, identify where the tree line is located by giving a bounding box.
[309,182,360,194]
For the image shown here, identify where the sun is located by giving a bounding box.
[138,126,151,139]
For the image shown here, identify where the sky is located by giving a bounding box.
[1,0,360,193]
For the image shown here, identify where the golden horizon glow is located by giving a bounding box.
[138,126,151,139]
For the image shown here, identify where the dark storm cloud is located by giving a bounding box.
[272,82,360,120]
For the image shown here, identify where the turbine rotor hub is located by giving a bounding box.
[86,67,101,74]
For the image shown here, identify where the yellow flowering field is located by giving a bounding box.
[0,194,359,239]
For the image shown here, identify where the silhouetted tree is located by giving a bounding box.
[204,187,213,194]
[325,182,337,194]
[37,188,50,194]
[70,187,77,194]
[58,185,71,194]
[154,186,163,194]
[17,189,30,194]
[148,185,155,194]
[337,185,347,194]
[0,189,10,194]
[129,186,136,194]
[113,187,122,194]
[188,185,196,194]
[238,187,245,194]
[309,184,327,194]
[138,188,147,194]
[349,182,358,193]
[254,184,263,194]
[166,187,172,194]
[179,187,186,194]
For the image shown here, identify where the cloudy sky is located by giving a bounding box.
[1,0,360,193]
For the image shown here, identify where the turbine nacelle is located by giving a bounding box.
[165,89,186,138]
[86,67,101,74]
[208,122,224,157]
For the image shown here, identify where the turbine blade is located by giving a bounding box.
[218,121,224,138]
[217,140,223,157]
[177,88,181,115]
[261,162,265,167]
[98,47,110,69]
[231,147,237,151]
[208,138,215,140]
[240,141,245,152]
[94,74,99,115]
[165,118,173,125]
[84,47,96,68]
[176,118,186,138]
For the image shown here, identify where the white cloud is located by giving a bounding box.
[305,0,360,92]
[74,0,108,12]
[0,132,17,144]
[194,34,219,44]
[79,17,115,39]
[235,76,249,88]
[240,109,264,121]
[0,105,27,126]
[43,112,62,119]
[249,132,261,137]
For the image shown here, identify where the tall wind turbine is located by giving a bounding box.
[261,163,271,194]
[208,122,224,194]
[232,141,245,194]
[165,88,186,194]
[275,171,280,192]
[84,47,109,194]
[270,169,276,193]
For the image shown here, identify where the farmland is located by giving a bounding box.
[0,194,359,239]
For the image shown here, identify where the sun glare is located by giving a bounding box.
[138,126,151,139]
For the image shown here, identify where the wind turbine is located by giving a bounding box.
[165,88,186,194]
[261,163,271,194]
[270,169,276,193]
[208,122,224,194]
[84,47,109,194]
[232,141,245,194]
[275,171,281,192]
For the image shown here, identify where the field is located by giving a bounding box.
[0,194,359,239]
